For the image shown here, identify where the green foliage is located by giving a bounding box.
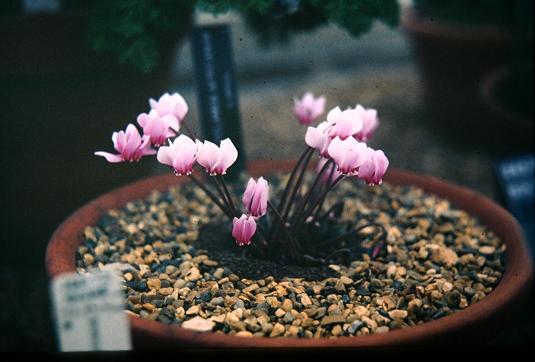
[67,0,400,72]
[319,0,399,38]
[206,0,400,46]
[88,0,195,73]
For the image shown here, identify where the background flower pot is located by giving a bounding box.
[46,160,533,348]
[0,9,183,268]
[401,7,512,146]
[479,65,534,151]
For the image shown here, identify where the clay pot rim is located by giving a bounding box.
[479,65,533,128]
[46,160,533,347]
[401,6,511,44]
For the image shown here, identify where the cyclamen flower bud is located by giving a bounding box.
[293,92,326,125]
[95,124,156,163]
[242,177,269,218]
[232,214,256,246]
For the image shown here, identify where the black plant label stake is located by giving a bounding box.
[190,24,246,181]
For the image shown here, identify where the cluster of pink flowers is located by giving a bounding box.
[95,92,239,176]
[303,98,387,185]
[96,91,389,257]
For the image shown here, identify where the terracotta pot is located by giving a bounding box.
[401,7,511,128]
[479,65,534,149]
[46,160,533,347]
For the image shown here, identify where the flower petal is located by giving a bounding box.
[219,138,238,173]
[94,151,123,163]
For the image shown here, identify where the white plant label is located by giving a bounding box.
[51,270,132,351]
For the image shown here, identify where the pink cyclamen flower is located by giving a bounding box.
[326,106,363,140]
[305,121,332,157]
[354,105,378,142]
[156,134,198,176]
[358,148,389,185]
[137,109,179,147]
[95,124,156,163]
[149,92,189,124]
[242,177,269,218]
[293,92,326,125]
[195,138,238,175]
[232,214,257,246]
[316,157,343,184]
[327,136,368,176]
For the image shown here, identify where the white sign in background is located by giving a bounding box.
[50,270,132,351]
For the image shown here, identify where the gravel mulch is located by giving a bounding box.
[76,173,505,338]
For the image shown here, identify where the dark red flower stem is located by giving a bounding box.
[271,147,313,244]
[313,160,337,219]
[278,147,312,212]
[267,201,300,259]
[290,158,335,228]
[217,175,239,217]
[187,174,233,219]
[282,146,313,220]
[281,148,314,221]
[207,175,235,217]
[268,202,293,241]
[293,174,345,232]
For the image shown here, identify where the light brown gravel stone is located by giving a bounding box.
[431,247,459,267]
[376,326,390,333]
[361,316,378,330]
[282,299,293,312]
[186,305,200,315]
[479,246,496,255]
[331,325,343,336]
[182,316,214,332]
[158,287,173,296]
[185,267,201,281]
[320,315,346,326]
[388,309,408,320]
[236,331,253,338]
[270,323,286,337]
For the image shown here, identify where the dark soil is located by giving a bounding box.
[193,223,338,280]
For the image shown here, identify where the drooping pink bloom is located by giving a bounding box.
[327,136,368,176]
[242,177,269,218]
[149,92,189,124]
[293,92,326,125]
[195,138,238,175]
[358,148,389,185]
[354,105,379,142]
[326,106,363,140]
[137,109,179,147]
[316,157,343,184]
[156,135,198,176]
[305,121,332,157]
[95,124,156,163]
[232,214,257,246]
